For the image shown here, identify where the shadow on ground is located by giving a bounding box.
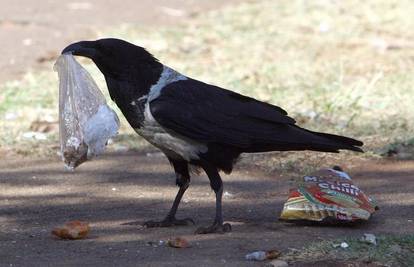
[1,151,413,266]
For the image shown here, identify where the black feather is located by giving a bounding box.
[150,79,363,158]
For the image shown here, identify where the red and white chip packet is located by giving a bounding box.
[280,167,378,223]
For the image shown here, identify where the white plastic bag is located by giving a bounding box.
[54,54,120,170]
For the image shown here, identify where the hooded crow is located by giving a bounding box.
[62,38,363,234]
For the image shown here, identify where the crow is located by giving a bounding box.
[62,38,363,234]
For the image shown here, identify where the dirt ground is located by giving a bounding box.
[1,0,414,266]
[1,152,413,266]
[0,0,241,84]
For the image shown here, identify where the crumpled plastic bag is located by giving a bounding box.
[54,54,120,171]
[280,167,378,223]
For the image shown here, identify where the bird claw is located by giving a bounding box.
[195,222,232,234]
[143,217,195,228]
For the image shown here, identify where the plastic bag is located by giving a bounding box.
[279,167,378,223]
[54,54,120,170]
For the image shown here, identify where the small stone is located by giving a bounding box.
[340,242,349,248]
[334,242,349,248]
[360,233,377,245]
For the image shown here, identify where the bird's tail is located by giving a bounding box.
[245,125,363,153]
[300,128,363,153]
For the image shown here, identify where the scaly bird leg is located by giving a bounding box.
[144,160,194,228]
[195,162,231,234]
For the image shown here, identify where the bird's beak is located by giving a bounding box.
[61,41,97,58]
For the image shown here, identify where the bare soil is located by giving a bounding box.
[1,152,413,266]
[0,0,241,84]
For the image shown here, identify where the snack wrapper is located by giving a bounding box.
[280,168,378,223]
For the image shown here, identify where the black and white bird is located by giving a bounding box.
[62,38,363,234]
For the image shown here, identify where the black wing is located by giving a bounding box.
[150,79,363,152]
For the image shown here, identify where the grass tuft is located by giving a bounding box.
[283,234,414,266]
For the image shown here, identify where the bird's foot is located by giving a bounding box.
[143,216,195,228]
[195,222,231,234]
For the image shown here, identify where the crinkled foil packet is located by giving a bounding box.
[280,167,378,223]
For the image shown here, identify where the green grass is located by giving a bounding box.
[283,234,414,266]
[1,0,413,161]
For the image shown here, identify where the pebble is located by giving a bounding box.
[333,242,349,248]
[361,233,377,245]
[340,242,349,248]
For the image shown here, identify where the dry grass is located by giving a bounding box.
[107,0,414,142]
[282,234,414,266]
[1,0,413,164]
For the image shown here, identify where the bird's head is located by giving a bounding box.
[61,38,162,82]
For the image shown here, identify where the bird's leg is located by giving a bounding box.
[144,160,194,228]
[195,163,231,234]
